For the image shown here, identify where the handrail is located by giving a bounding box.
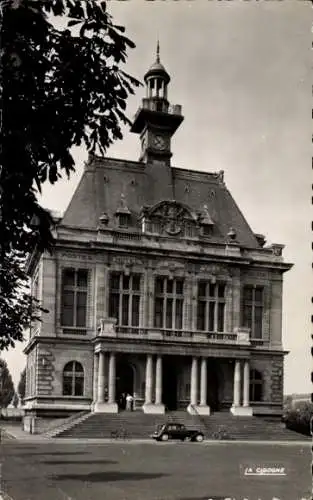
[189,404,211,436]
[42,410,89,435]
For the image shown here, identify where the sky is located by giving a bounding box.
[3,0,311,396]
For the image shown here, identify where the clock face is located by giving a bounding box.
[153,135,167,150]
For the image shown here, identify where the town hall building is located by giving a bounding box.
[23,45,292,426]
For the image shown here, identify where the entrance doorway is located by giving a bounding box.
[116,359,134,410]
[207,359,219,411]
[162,356,179,411]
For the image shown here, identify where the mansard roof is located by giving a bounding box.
[60,155,261,249]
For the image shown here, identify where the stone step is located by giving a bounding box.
[54,411,309,441]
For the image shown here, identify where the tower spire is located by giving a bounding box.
[156,39,160,63]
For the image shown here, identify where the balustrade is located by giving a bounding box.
[96,321,262,345]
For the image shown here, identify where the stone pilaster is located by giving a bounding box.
[191,277,198,331]
[231,270,241,330]
[147,267,155,329]
[224,281,233,333]
[41,256,57,336]
[140,269,149,328]
[269,275,283,348]
[95,265,108,328]
[183,275,193,331]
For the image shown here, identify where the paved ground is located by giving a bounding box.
[0,439,311,500]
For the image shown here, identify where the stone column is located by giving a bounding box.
[94,351,118,413]
[232,360,241,408]
[97,352,105,404]
[92,353,99,404]
[200,357,207,406]
[230,359,252,416]
[187,357,198,414]
[143,353,165,415]
[193,357,211,415]
[108,352,116,404]
[155,355,163,405]
[144,354,153,405]
[243,360,250,407]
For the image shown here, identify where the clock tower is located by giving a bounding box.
[131,42,184,165]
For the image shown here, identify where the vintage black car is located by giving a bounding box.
[151,423,204,442]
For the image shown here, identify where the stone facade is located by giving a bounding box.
[23,46,292,424]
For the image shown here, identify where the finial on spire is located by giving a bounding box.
[156,39,160,63]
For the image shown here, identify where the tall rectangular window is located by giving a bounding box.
[196,282,226,332]
[108,273,141,327]
[154,277,184,329]
[242,286,263,339]
[61,268,88,327]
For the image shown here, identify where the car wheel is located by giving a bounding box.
[161,433,169,441]
[195,434,204,443]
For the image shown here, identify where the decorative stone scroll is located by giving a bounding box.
[141,200,198,237]
[58,252,94,261]
[243,269,269,280]
[155,260,185,275]
[98,318,117,337]
[197,263,232,278]
[110,256,145,267]
[269,244,284,257]
[234,327,251,346]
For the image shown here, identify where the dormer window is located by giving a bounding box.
[202,225,213,237]
[119,213,130,228]
[198,205,214,237]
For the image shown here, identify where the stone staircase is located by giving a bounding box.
[52,410,310,441]
[42,411,91,438]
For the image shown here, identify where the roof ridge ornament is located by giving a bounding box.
[156,39,160,63]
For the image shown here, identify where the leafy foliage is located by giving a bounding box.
[1,0,140,349]
[12,392,19,407]
[283,401,313,436]
[0,253,46,350]
[17,367,26,403]
[0,359,15,408]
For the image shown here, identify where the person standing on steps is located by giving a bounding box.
[126,393,134,411]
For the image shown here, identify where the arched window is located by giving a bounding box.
[63,361,84,396]
[249,369,263,402]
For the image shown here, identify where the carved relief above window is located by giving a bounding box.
[140,200,197,238]
[115,194,131,228]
